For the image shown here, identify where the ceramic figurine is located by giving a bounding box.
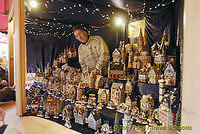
[164,62,176,86]
[110,82,125,106]
[148,67,162,84]
[98,89,109,104]
[87,110,101,130]
[107,100,115,109]
[140,95,154,112]
[73,105,87,125]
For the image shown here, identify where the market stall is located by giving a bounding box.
[6,0,184,133]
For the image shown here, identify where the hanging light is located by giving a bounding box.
[115,17,123,25]
[30,0,38,8]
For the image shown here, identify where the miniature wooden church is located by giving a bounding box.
[138,67,148,83]
[125,95,137,109]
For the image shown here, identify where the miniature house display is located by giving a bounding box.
[108,48,126,79]
[148,67,162,84]
[44,95,60,118]
[87,110,101,130]
[73,105,87,125]
[107,100,115,109]
[87,94,97,108]
[138,67,148,83]
[164,62,176,86]
[24,20,181,133]
[62,105,72,128]
[125,80,133,94]
[125,95,137,109]
[151,28,169,68]
[98,89,110,104]
[140,95,154,112]
[158,93,176,126]
[110,82,125,106]
[112,48,121,63]
[132,53,141,69]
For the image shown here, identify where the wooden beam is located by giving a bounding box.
[14,0,27,116]
[8,3,14,23]
[8,20,14,86]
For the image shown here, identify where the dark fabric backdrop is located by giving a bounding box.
[26,0,183,73]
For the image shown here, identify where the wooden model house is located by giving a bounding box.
[65,84,76,100]
[62,104,72,120]
[87,110,101,130]
[95,75,104,89]
[158,94,176,126]
[140,95,154,112]
[125,80,133,94]
[138,67,148,83]
[87,94,96,106]
[164,62,176,86]
[125,95,137,109]
[148,67,162,84]
[110,82,125,105]
[73,105,87,125]
[98,89,110,104]
[132,53,141,69]
[108,61,126,79]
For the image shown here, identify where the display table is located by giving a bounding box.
[0,101,80,134]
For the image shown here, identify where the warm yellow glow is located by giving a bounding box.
[116,17,123,25]
[30,1,38,8]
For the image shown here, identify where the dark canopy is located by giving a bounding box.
[25,0,183,72]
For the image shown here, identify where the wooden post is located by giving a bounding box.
[8,21,14,86]
[14,0,26,116]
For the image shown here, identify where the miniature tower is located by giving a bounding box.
[143,31,149,55]
[122,108,132,134]
[158,74,165,103]
[121,42,126,64]
[137,28,144,53]
[76,83,83,101]
[128,45,134,68]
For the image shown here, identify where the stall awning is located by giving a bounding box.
[0,0,9,31]
[0,32,8,44]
